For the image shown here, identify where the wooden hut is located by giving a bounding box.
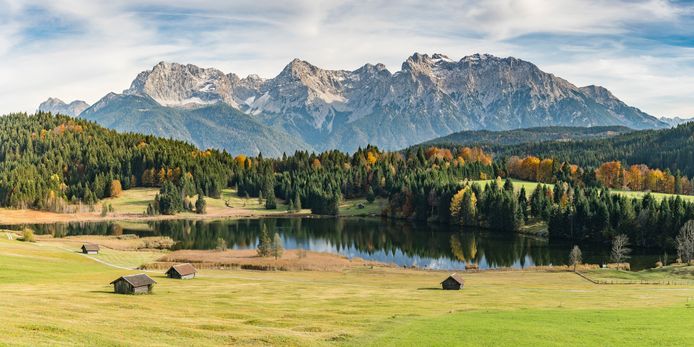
[441,273,464,290]
[165,263,197,279]
[110,274,156,294]
[81,243,100,255]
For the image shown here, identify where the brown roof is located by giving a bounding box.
[167,263,197,276]
[441,273,464,285]
[110,274,156,287]
[82,244,100,251]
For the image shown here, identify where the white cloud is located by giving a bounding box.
[0,0,692,116]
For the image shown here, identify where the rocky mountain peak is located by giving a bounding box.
[579,85,616,102]
[124,61,236,108]
[38,97,90,117]
[68,52,667,155]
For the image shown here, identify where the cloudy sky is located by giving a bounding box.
[1,0,693,117]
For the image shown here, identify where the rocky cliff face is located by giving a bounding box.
[38,97,90,117]
[124,62,237,108]
[71,53,667,154]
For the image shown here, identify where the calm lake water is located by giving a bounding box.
[6,217,660,270]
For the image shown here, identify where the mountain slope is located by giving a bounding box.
[68,53,667,155]
[490,122,694,177]
[80,93,311,156]
[38,97,90,117]
[659,116,694,127]
[421,126,633,147]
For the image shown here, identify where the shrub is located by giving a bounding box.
[21,228,35,242]
[110,180,122,198]
[215,237,227,251]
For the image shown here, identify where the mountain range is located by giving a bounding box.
[659,116,694,127]
[38,98,90,117]
[39,53,668,156]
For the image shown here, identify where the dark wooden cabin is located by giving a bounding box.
[81,243,100,255]
[165,263,197,279]
[441,273,464,290]
[110,274,156,294]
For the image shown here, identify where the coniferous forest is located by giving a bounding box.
[3,113,694,254]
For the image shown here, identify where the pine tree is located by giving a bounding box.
[195,194,207,214]
[271,233,284,260]
[257,224,271,257]
[293,192,302,211]
[158,181,183,215]
[366,186,376,203]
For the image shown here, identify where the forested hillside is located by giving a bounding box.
[489,122,694,177]
[0,113,232,210]
[422,126,632,147]
[4,113,694,254]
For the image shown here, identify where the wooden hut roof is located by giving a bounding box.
[110,274,156,287]
[441,273,464,285]
[82,244,100,251]
[168,263,197,276]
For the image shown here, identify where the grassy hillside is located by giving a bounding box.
[0,237,692,346]
[471,179,694,202]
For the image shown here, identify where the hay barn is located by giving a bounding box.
[81,244,100,255]
[165,263,197,279]
[110,274,156,294]
[441,273,464,290]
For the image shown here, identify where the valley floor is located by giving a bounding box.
[1,235,693,346]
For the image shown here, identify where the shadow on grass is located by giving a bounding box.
[416,287,442,291]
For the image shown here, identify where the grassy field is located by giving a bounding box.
[470,179,552,194]
[1,236,693,346]
[583,265,694,283]
[104,187,302,216]
[105,187,385,218]
[472,179,694,202]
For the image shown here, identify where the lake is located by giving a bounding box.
[5,217,660,270]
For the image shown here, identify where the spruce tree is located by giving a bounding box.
[271,233,284,260]
[195,194,207,214]
[294,192,302,211]
[257,224,271,257]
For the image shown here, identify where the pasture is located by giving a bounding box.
[0,236,692,346]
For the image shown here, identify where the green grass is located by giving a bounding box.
[90,247,164,269]
[472,179,694,202]
[339,198,386,217]
[609,189,694,202]
[584,264,694,283]
[1,238,694,345]
[103,188,382,217]
[350,307,694,347]
[470,179,552,194]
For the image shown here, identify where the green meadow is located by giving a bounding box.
[1,236,693,346]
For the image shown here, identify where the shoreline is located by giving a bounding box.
[0,208,372,226]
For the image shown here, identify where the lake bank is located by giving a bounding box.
[3,216,663,271]
[0,187,385,225]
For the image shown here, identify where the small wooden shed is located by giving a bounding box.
[110,274,156,294]
[441,273,464,290]
[165,263,197,279]
[81,243,100,255]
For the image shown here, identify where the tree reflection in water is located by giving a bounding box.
[15,217,658,270]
